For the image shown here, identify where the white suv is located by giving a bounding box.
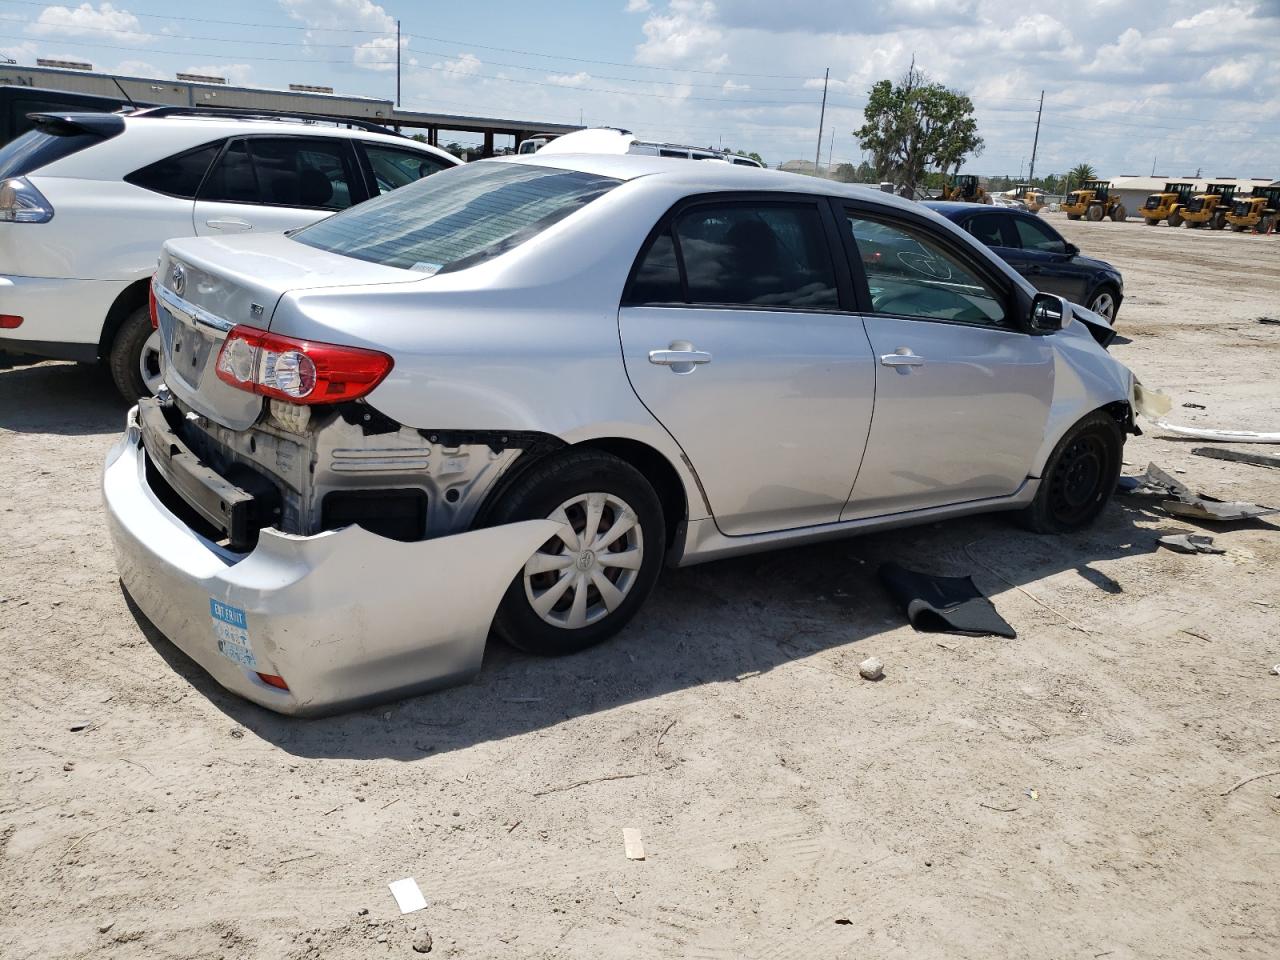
[0,107,458,398]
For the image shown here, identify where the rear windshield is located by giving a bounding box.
[291,161,620,274]
[0,127,110,178]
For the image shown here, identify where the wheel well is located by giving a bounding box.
[574,438,689,545]
[97,277,150,359]
[1101,399,1137,436]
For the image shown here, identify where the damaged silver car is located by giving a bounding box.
[103,155,1140,715]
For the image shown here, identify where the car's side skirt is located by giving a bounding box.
[670,479,1040,567]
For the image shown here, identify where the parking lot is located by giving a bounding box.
[1,213,1278,959]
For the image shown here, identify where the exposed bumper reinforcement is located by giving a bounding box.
[103,406,558,716]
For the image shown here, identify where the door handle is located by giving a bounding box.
[879,348,926,374]
[205,218,253,232]
[649,342,712,375]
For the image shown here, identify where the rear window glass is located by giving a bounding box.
[0,128,106,178]
[292,162,620,274]
[124,141,221,199]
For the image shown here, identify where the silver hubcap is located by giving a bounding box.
[1091,293,1115,320]
[523,492,644,629]
[139,329,163,395]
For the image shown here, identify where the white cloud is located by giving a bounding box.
[279,0,406,72]
[635,0,725,67]
[548,71,591,87]
[625,0,651,11]
[431,53,482,77]
[27,3,146,44]
[1,40,38,63]
[182,63,253,86]
[722,78,749,93]
[112,58,160,76]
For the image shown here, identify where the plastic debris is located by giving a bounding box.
[1150,421,1280,444]
[388,877,428,915]
[623,827,645,861]
[1119,463,1278,522]
[1191,447,1280,470]
[1271,665,1280,677]
[878,562,1016,638]
[1182,402,1206,410]
[1158,534,1225,555]
[1024,788,1039,801]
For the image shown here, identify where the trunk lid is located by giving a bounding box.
[155,232,421,430]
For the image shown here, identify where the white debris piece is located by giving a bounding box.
[388,877,428,914]
[622,828,645,861]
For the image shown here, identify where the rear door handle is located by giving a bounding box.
[880,349,926,373]
[205,218,253,232]
[649,343,712,374]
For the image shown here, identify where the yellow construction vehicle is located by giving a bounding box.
[1139,182,1194,226]
[1179,183,1236,229]
[940,174,991,204]
[1224,185,1280,233]
[1061,180,1128,222]
[1013,184,1046,213]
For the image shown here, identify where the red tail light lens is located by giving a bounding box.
[256,672,289,690]
[214,325,393,404]
[0,314,22,329]
[148,279,159,329]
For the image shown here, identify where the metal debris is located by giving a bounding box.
[1157,534,1225,555]
[1120,463,1279,522]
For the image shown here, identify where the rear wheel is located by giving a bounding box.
[108,306,162,401]
[1110,203,1127,222]
[1086,204,1104,222]
[1210,211,1227,230]
[1019,411,1123,534]
[1067,212,1081,221]
[488,450,665,656]
[1167,210,1183,227]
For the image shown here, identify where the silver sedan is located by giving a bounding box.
[104,154,1137,714]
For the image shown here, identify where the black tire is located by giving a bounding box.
[107,305,157,401]
[1210,212,1227,231]
[1110,203,1127,222]
[1230,223,1246,232]
[1019,411,1123,534]
[488,449,665,656]
[1167,211,1183,228]
[1086,204,1104,222]
[1067,213,1081,221]
[1086,285,1121,323]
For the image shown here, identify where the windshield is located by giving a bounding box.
[292,161,621,275]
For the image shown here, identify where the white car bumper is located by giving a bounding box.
[0,273,128,359]
[102,407,557,716]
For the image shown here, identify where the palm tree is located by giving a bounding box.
[1067,163,1098,190]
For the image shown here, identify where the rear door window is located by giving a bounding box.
[199,137,360,210]
[673,202,838,309]
[125,141,222,199]
[965,213,1013,247]
[362,144,452,195]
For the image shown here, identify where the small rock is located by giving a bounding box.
[356,908,369,916]
[98,922,115,934]
[229,728,245,740]
[63,761,75,772]
[1271,664,1280,676]
[858,657,884,681]
[412,929,433,953]
[376,933,387,943]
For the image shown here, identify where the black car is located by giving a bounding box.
[924,202,1124,322]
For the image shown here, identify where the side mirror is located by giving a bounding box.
[1031,293,1072,333]
[1063,242,1079,257]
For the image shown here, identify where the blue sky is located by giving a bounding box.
[2,1,1278,177]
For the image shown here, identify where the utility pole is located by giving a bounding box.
[395,19,401,107]
[826,128,834,173]
[1026,89,1044,185]
[814,67,829,177]
[1151,154,1157,176]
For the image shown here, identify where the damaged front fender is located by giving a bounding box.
[104,414,558,716]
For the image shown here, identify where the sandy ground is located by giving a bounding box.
[2,214,1278,960]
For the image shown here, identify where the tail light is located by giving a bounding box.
[256,672,289,690]
[148,278,159,329]
[214,325,393,404]
[0,315,22,329]
[0,177,54,223]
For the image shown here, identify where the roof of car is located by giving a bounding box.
[119,112,452,154]
[485,152,927,213]
[921,200,1004,217]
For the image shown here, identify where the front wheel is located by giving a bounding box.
[108,306,163,400]
[1019,411,1123,534]
[1086,286,1120,322]
[1167,211,1183,227]
[488,450,665,656]
[1086,205,1105,222]
[1110,204,1127,222]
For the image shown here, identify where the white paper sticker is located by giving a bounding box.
[210,599,257,670]
[388,877,428,914]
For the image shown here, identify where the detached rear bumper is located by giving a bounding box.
[103,407,557,716]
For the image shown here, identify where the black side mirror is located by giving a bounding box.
[1063,242,1079,257]
[1031,293,1072,333]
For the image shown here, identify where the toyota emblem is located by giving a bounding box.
[170,263,186,297]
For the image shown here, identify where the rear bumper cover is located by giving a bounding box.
[0,274,128,355]
[103,406,557,716]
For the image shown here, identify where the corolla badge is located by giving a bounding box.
[170,263,186,297]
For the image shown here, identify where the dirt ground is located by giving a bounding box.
[2,213,1278,960]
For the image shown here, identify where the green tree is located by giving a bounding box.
[1066,163,1098,190]
[855,63,984,197]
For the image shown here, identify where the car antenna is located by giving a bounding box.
[109,75,138,111]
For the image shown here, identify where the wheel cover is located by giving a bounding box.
[1090,292,1115,320]
[139,329,163,396]
[1048,434,1108,525]
[523,492,644,630]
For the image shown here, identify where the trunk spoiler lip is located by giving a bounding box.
[27,111,127,139]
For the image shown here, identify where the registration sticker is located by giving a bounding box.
[210,599,257,670]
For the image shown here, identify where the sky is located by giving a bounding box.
[2,0,1278,178]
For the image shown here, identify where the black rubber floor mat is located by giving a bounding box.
[878,561,1016,638]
